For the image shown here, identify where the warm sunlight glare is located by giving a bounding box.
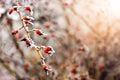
[109,0,120,16]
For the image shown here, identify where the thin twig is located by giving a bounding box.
[16,1,45,62]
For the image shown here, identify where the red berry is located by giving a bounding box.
[23,16,27,20]
[23,62,29,68]
[24,20,29,24]
[51,71,55,77]
[25,40,31,47]
[8,8,14,14]
[74,64,79,68]
[35,29,41,35]
[71,68,77,74]
[25,40,30,45]
[44,46,51,53]
[42,64,48,70]
[99,64,105,71]
[12,29,18,35]
[81,73,86,79]
[73,76,78,80]
[25,6,31,11]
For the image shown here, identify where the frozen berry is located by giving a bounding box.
[8,8,14,14]
[42,64,48,70]
[12,29,18,35]
[44,46,51,54]
[25,6,31,12]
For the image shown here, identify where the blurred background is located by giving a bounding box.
[0,0,120,80]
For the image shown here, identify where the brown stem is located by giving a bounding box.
[16,1,45,62]
[17,10,30,38]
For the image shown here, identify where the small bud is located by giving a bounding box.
[12,29,18,35]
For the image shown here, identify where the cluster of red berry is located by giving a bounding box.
[8,3,55,75]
